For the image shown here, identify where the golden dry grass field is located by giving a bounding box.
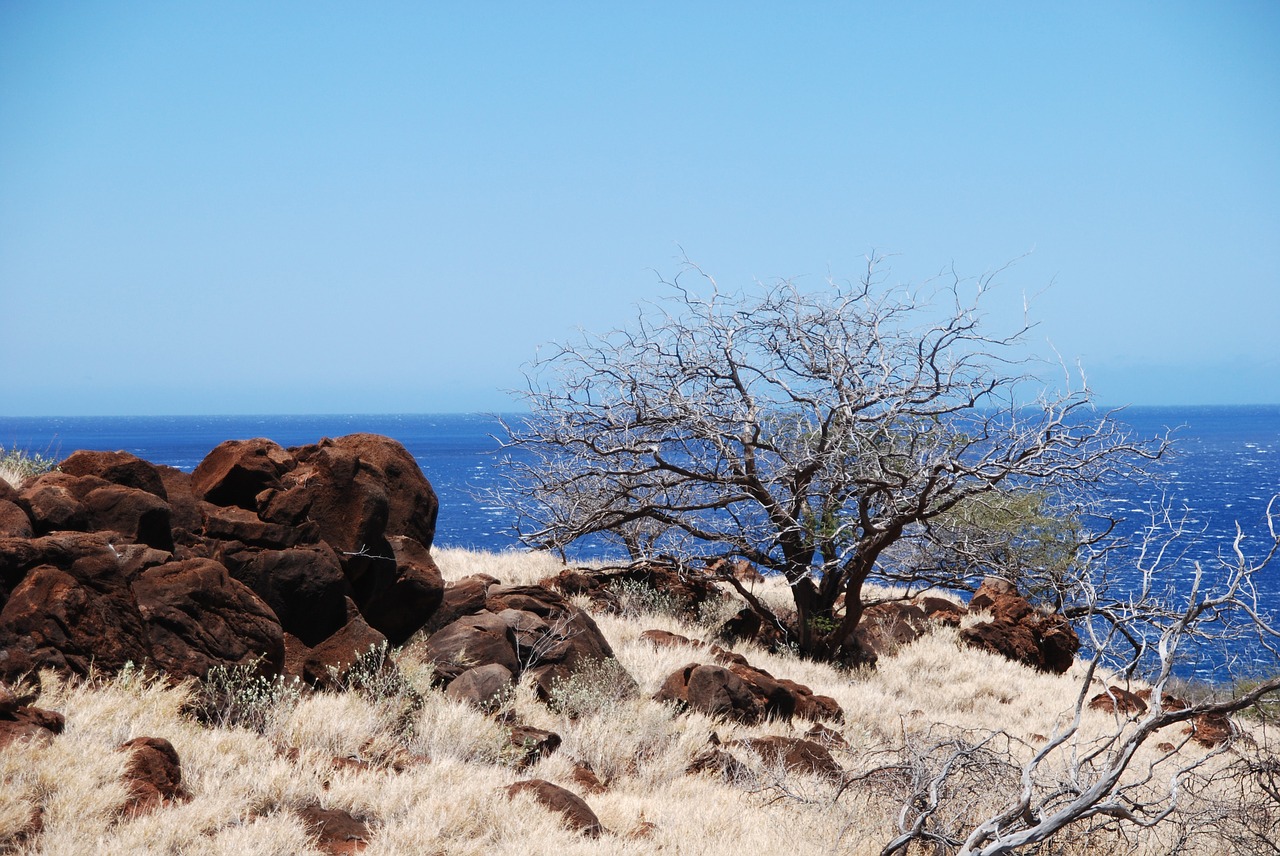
[2,547,1275,855]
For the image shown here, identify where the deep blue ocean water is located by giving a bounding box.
[3,406,1278,677]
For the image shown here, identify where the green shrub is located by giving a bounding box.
[0,444,59,488]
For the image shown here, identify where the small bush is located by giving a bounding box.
[192,661,304,734]
[606,579,687,619]
[546,657,637,719]
[327,642,424,733]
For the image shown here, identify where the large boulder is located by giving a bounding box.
[484,584,617,698]
[58,450,168,500]
[505,779,603,837]
[422,574,496,634]
[190,439,293,511]
[656,662,764,724]
[131,558,285,680]
[82,485,173,550]
[540,558,722,618]
[424,611,519,685]
[16,473,94,534]
[0,500,33,539]
[217,542,349,647]
[358,535,444,645]
[0,542,151,680]
[322,434,438,549]
[655,658,841,725]
[444,663,514,711]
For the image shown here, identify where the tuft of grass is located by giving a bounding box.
[0,444,59,489]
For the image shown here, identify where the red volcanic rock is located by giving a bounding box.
[424,611,519,685]
[82,485,173,550]
[217,542,349,647]
[961,583,1079,674]
[296,805,371,855]
[199,503,316,550]
[656,659,841,725]
[485,584,619,698]
[0,702,64,749]
[191,438,294,510]
[734,736,843,777]
[17,474,92,534]
[657,662,764,724]
[1088,686,1148,716]
[302,598,389,689]
[59,450,168,500]
[421,574,496,634]
[132,558,285,680]
[505,779,603,837]
[773,675,843,723]
[155,468,203,546]
[0,544,151,680]
[0,500,33,539]
[359,535,444,645]
[270,444,389,584]
[445,663,514,711]
[321,434,438,550]
[540,559,721,619]
[119,736,188,815]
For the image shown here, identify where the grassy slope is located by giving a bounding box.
[0,548,1267,855]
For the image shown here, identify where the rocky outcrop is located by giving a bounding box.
[961,578,1079,674]
[423,582,626,701]
[540,558,723,618]
[0,434,441,685]
[132,558,286,681]
[647,632,842,724]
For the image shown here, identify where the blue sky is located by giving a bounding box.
[2,2,1277,415]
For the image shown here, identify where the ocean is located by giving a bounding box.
[3,406,1278,677]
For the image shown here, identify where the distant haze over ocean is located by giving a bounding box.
[3,406,1277,677]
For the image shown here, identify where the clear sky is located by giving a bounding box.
[2,2,1277,415]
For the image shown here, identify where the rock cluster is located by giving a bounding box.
[423,578,621,704]
[0,435,441,684]
[648,629,843,724]
[959,578,1079,674]
[1088,685,1235,748]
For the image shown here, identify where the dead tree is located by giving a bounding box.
[498,256,1162,660]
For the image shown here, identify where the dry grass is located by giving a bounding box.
[2,550,1274,855]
